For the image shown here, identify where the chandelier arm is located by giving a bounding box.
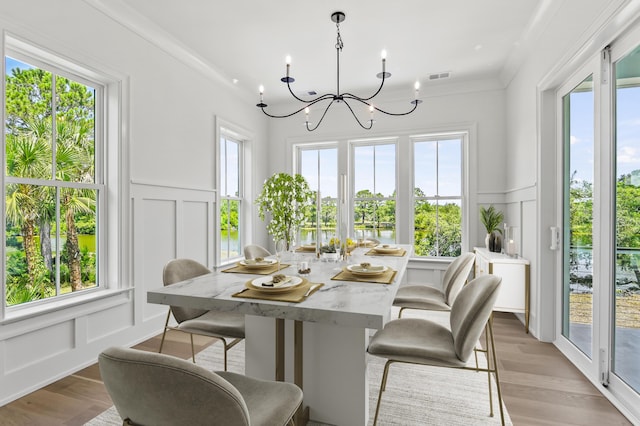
[260,104,311,119]
[285,78,336,104]
[373,100,419,116]
[342,99,374,130]
[344,95,420,117]
[341,71,387,102]
[260,95,336,119]
[306,100,335,132]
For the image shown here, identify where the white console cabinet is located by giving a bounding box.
[473,247,530,333]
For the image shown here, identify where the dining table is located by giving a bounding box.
[147,244,412,426]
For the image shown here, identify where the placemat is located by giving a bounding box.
[231,281,324,303]
[295,246,317,252]
[365,248,407,257]
[331,268,397,284]
[221,263,291,275]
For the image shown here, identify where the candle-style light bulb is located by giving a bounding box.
[369,105,374,121]
[380,50,387,60]
[305,107,310,122]
[285,55,292,65]
[414,81,420,99]
[259,85,264,102]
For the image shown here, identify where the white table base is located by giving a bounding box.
[245,315,370,425]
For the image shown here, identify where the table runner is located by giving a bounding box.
[331,268,397,284]
[231,281,324,303]
[221,263,291,275]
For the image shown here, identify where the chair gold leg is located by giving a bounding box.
[398,307,405,318]
[485,321,494,417]
[373,360,392,426]
[220,337,228,371]
[158,310,172,354]
[487,318,505,426]
[190,334,196,363]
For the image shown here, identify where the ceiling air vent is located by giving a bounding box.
[429,71,451,81]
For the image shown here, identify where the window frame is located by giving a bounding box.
[218,132,244,264]
[411,133,466,257]
[350,138,398,244]
[1,33,127,321]
[294,142,339,245]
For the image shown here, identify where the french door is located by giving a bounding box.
[558,28,640,420]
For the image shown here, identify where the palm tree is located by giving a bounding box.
[5,132,51,287]
[56,118,95,291]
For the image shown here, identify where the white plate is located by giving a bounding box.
[248,275,305,293]
[346,264,388,276]
[239,258,277,268]
[373,244,401,254]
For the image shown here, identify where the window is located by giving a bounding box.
[297,145,338,245]
[413,135,463,257]
[4,47,104,307]
[219,134,242,263]
[353,142,396,244]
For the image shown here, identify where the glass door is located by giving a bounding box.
[557,36,640,422]
[562,74,595,359]
[612,43,640,395]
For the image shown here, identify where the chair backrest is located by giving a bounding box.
[449,274,502,362]
[99,346,250,426]
[162,258,211,323]
[243,244,271,259]
[442,252,476,305]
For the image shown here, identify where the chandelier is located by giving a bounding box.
[256,11,421,131]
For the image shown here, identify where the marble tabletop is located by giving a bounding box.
[147,245,412,329]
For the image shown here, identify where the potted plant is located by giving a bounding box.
[480,205,504,251]
[256,172,314,251]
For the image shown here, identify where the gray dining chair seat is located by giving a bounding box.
[159,258,245,370]
[391,285,450,311]
[368,274,505,426]
[99,346,302,426]
[367,317,464,367]
[244,244,272,259]
[393,252,475,316]
[178,310,245,339]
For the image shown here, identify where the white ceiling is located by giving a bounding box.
[93,0,546,102]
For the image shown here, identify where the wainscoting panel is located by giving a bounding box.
[130,182,216,323]
[4,320,74,374]
[86,300,134,343]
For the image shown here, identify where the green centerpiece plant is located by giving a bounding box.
[256,172,314,251]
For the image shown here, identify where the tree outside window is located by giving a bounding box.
[413,137,463,257]
[5,54,100,306]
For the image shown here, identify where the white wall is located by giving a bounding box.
[0,0,269,405]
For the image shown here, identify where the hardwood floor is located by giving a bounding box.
[0,313,632,425]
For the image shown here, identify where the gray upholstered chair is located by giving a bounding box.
[243,244,272,259]
[393,252,476,317]
[368,274,505,426]
[99,346,302,426]
[158,258,244,370]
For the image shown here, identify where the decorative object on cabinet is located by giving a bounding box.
[480,205,504,252]
[474,247,530,333]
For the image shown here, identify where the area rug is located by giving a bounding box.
[85,310,511,426]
